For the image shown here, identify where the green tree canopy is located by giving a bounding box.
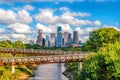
[78,42,120,80]
[0,40,13,48]
[13,40,25,49]
[81,27,120,52]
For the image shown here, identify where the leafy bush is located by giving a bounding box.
[78,42,120,80]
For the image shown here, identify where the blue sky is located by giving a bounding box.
[0,0,120,43]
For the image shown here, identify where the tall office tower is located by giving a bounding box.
[36,29,42,46]
[42,38,45,46]
[50,33,55,47]
[56,26,63,47]
[45,35,50,47]
[46,35,49,41]
[45,40,50,47]
[68,33,72,42]
[64,31,69,46]
[73,31,79,43]
[57,26,62,33]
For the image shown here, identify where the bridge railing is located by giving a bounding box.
[0,54,87,66]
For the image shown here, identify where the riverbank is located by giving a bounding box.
[63,62,78,80]
[0,65,35,80]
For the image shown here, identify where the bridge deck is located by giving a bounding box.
[0,54,87,66]
[0,48,88,55]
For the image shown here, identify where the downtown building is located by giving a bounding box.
[64,31,69,47]
[56,26,63,47]
[50,33,55,47]
[36,29,42,46]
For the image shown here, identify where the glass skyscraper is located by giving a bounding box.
[56,26,63,47]
[36,29,42,46]
[57,26,62,33]
[73,31,79,43]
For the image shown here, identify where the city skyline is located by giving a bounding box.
[36,26,81,47]
[0,0,120,43]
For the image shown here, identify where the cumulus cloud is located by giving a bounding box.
[11,34,26,39]
[75,27,84,34]
[0,35,9,40]
[34,8,101,26]
[36,23,52,33]
[34,8,58,24]
[0,8,32,24]
[23,5,34,11]
[93,20,101,26]
[36,23,72,33]
[0,28,4,33]
[7,23,31,34]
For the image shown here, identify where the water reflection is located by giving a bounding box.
[30,63,68,80]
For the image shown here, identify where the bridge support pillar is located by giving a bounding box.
[11,54,15,74]
[78,62,82,72]
[11,65,15,74]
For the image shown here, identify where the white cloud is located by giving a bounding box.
[36,23,72,33]
[11,34,26,39]
[93,20,101,26]
[35,8,58,24]
[23,5,34,11]
[75,27,84,34]
[0,35,9,40]
[0,8,32,24]
[36,23,52,33]
[0,28,4,33]
[34,8,101,26]
[7,23,31,34]
[62,11,91,17]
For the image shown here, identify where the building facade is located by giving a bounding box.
[50,33,55,47]
[73,31,79,43]
[56,26,63,47]
[36,29,42,46]
[64,31,69,47]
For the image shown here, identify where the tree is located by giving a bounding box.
[0,40,13,48]
[13,40,25,49]
[78,42,120,80]
[81,27,120,52]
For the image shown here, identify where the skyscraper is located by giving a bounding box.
[45,35,50,47]
[64,31,69,47]
[56,26,63,47]
[73,31,79,43]
[50,33,55,47]
[57,26,62,33]
[68,33,72,42]
[36,29,42,46]
[46,35,49,41]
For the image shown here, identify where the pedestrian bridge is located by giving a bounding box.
[0,48,87,56]
[0,54,87,66]
[0,48,88,74]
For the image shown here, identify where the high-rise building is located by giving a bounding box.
[64,31,69,47]
[68,33,72,42]
[56,26,63,47]
[42,38,45,46]
[36,29,42,46]
[73,31,79,43]
[56,32,63,47]
[45,40,50,47]
[50,33,55,47]
[57,26,62,33]
[46,35,49,41]
[45,35,50,47]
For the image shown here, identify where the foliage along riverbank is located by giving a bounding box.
[0,40,33,80]
[64,27,120,80]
